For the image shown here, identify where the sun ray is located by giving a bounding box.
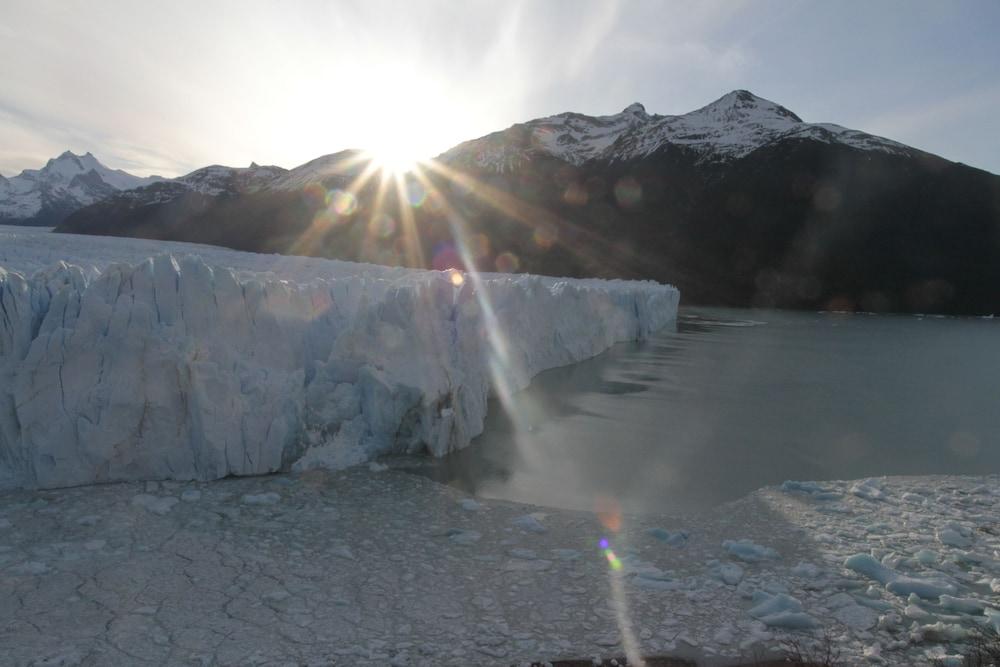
[391,171,427,268]
[419,159,632,276]
[285,157,383,257]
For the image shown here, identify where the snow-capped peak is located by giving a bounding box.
[691,89,803,123]
[442,89,911,171]
[622,102,648,117]
[0,151,165,224]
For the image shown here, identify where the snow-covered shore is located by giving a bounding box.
[0,471,996,666]
[0,226,678,489]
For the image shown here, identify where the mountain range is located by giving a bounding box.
[5,90,999,314]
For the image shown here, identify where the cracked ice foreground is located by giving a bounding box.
[1,470,997,666]
[0,226,678,490]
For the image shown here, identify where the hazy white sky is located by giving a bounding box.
[3,0,999,177]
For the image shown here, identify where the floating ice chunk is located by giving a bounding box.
[723,539,780,562]
[241,492,280,506]
[512,514,547,534]
[748,592,810,624]
[914,549,938,565]
[916,622,969,643]
[825,592,856,609]
[631,574,684,591]
[936,522,972,548]
[877,612,902,632]
[781,480,842,500]
[448,529,482,545]
[459,498,483,511]
[180,489,201,502]
[844,554,897,585]
[905,603,933,621]
[832,603,878,630]
[130,494,179,515]
[886,576,956,599]
[844,553,956,599]
[856,597,894,612]
[757,610,821,629]
[938,594,992,615]
[851,478,888,501]
[991,579,1000,594]
[791,562,821,578]
[718,563,744,586]
[781,480,825,494]
[368,461,389,472]
[986,607,1000,633]
[863,643,885,664]
[647,527,689,545]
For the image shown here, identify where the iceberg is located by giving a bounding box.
[0,249,678,489]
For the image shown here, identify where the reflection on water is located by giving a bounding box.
[407,307,1000,515]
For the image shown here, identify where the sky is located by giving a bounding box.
[3,0,999,178]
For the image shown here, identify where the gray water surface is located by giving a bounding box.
[412,307,1000,514]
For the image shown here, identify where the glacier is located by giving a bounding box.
[0,227,678,489]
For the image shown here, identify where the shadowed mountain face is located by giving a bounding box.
[56,91,1000,315]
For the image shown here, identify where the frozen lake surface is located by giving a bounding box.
[415,307,1000,514]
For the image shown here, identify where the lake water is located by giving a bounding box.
[410,307,1000,515]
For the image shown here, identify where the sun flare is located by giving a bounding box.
[365,145,421,176]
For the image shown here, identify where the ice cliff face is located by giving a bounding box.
[0,252,677,489]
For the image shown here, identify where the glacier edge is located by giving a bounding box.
[0,253,678,489]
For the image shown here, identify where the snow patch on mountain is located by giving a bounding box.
[270,150,369,191]
[0,227,678,489]
[442,90,912,172]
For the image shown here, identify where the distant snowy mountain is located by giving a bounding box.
[0,151,164,226]
[442,90,912,172]
[108,162,288,207]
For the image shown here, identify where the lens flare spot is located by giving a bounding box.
[406,180,427,208]
[424,190,445,215]
[599,538,623,571]
[530,126,555,148]
[532,222,558,249]
[563,182,588,206]
[329,190,357,216]
[495,251,520,273]
[449,270,465,287]
[303,182,327,207]
[313,207,342,228]
[614,177,643,208]
[595,495,622,533]
[373,213,397,239]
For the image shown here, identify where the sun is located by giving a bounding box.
[365,144,420,176]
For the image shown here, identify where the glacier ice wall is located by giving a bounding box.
[0,254,678,489]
